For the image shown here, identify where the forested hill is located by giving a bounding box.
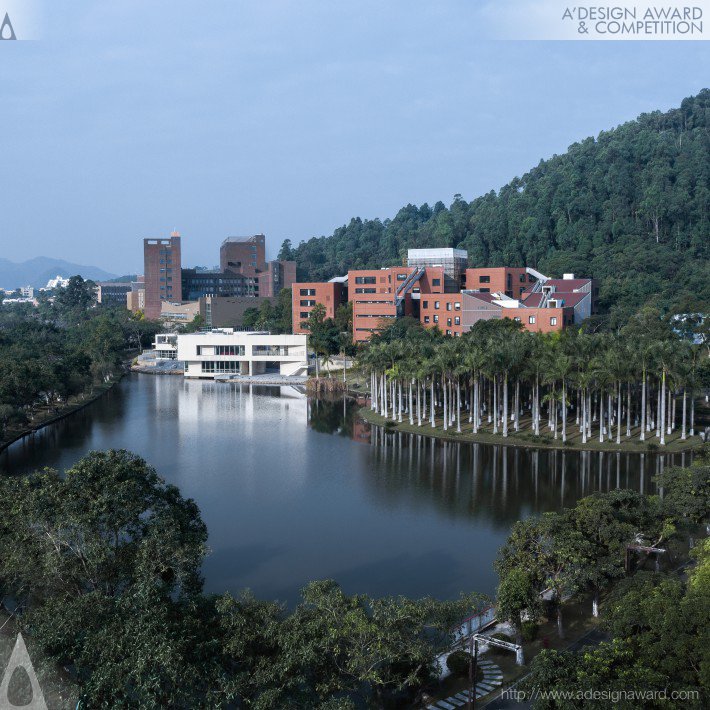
[279,89,709,326]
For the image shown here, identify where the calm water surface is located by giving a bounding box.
[0,375,690,604]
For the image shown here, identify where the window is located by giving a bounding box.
[528,316,536,324]
[446,330,452,335]
[300,312,309,319]
[355,288,376,294]
[300,300,316,307]
[215,345,245,356]
[454,316,460,325]
[433,315,439,323]
[300,288,316,296]
[424,316,430,323]
[479,275,490,283]
[432,278,441,286]
[202,361,241,374]
[454,302,461,310]
[505,290,513,297]
[479,288,490,293]
[422,300,428,309]
[519,274,525,282]
[550,317,558,326]
[396,273,406,281]
[447,318,452,326]
[446,302,452,311]
[355,276,376,285]
[514,317,521,322]
[434,301,440,310]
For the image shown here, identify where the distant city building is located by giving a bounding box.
[177,329,308,379]
[96,282,132,306]
[220,235,266,273]
[19,286,34,299]
[181,268,257,300]
[44,275,70,290]
[143,232,182,319]
[139,231,295,320]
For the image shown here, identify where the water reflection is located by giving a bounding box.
[0,381,691,604]
[359,425,687,528]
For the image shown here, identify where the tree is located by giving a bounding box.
[0,450,212,706]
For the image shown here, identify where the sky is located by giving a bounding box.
[0,0,707,273]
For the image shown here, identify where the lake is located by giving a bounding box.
[0,374,689,605]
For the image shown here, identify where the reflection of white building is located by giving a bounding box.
[177,329,308,379]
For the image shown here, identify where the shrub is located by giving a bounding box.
[521,620,538,642]
[446,650,472,677]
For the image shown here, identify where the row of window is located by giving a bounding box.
[299,288,316,296]
[423,315,461,326]
[201,361,242,373]
[422,300,461,311]
[196,345,246,356]
[300,299,316,307]
[512,316,558,326]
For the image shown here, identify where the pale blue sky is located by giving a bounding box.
[0,1,707,273]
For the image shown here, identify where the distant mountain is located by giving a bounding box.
[0,257,117,290]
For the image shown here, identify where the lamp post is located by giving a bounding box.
[340,332,349,384]
[468,635,478,709]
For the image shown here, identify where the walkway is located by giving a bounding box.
[427,659,503,708]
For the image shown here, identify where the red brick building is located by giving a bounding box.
[291,248,595,342]
[293,281,348,333]
[143,232,182,320]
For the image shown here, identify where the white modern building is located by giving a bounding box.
[177,329,308,379]
[153,333,178,359]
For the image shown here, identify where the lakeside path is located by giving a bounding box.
[359,406,702,454]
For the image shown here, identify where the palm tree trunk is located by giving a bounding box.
[515,379,520,432]
[690,394,695,436]
[660,370,666,446]
[380,372,387,418]
[430,379,435,427]
[616,381,622,445]
[640,368,646,441]
[626,383,631,438]
[442,375,448,431]
[599,389,604,443]
[561,380,567,443]
[681,389,687,440]
[493,375,498,435]
[456,378,462,433]
[502,373,508,438]
[473,378,479,434]
[408,381,414,425]
[582,388,587,444]
[416,380,422,426]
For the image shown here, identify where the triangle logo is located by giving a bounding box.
[0,13,17,40]
[0,633,49,709]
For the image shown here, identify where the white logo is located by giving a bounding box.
[0,633,48,709]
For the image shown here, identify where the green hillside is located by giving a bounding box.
[280,90,709,327]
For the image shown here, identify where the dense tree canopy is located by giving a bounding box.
[285,90,710,327]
